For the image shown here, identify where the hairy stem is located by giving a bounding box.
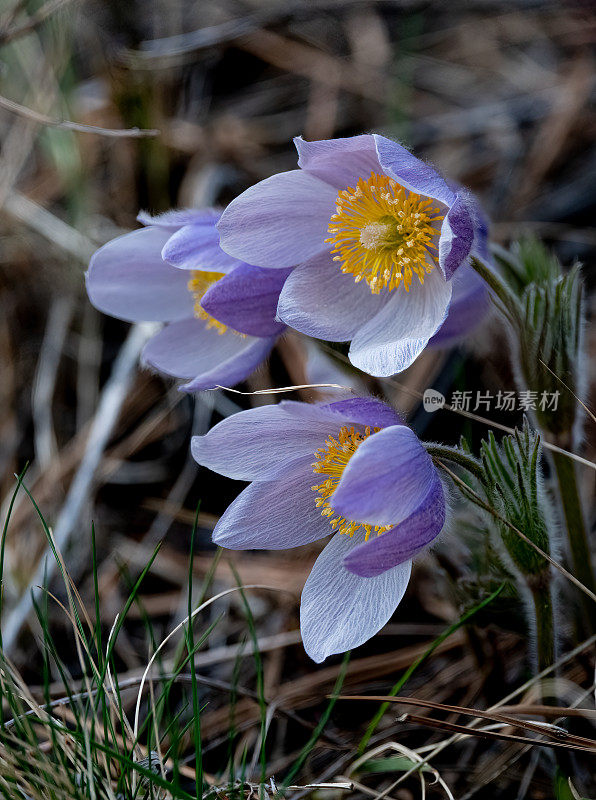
[551,447,596,634]
[425,445,483,479]
[470,255,522,324]
[527,573,556,678]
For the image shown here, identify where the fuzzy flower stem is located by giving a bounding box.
[527,572,556,679]
[470,255,522,324]
[425,445,483,479]
[528,573,567,770]
[551,446,596,635]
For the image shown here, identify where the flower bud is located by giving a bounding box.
[479,419,551,577]
[495,239,584,437]
[496,236,561,292]
[517,266,583,436]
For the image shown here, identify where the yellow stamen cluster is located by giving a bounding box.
[326,172,444,294]
[187,270,244,336]
[312,425,391,541]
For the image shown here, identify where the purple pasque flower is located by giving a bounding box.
[217,135,490,377]
[86,209,290,392]
[191,397,446,662]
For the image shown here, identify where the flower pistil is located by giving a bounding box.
[326,172,444,294]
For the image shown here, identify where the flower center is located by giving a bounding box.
[326,172,444,294]
[312,424,392,541]
[187,270,244,336]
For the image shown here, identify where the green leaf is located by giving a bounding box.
[359,756,431,774]
[554,769,578,800]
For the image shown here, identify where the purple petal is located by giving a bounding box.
[443,187,491,266]
[470,196,491,264]
[217,170,337,268]
[277,252,387,341]
[344,475,445,577]
[349,268,452,376]
[191,401,355,481]
[438,192,475,280]
[430,263,490,346]
[294,135,382,190]
[331,425,436,527]
[142,317,275,390]
[210,461,331,550]
[86,227,194,322]
[163,222,241,273]
[201,263,291,337]
[273,398,403,436]
[137,208,220,229]
[301,533,411,662]
[192,396,405,483]
[323,397,403,429]
[374,135,455,208]
[181,335,276,393]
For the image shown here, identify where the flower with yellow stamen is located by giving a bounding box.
[87,207,285,393]
[326,173,444,294]
[218,134,490,377]
[187,270,244,336]
[312,425,391,540]
[192,397,446,663]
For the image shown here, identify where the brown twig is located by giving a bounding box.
[397,712,596,753]
[0,0,74,45]
[337,695,596,749]
[0,93,159,137]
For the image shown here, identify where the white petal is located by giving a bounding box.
[301,533,411,662]
[349,268,452,376]
[211,461,331,550]
[191,401,352,482]
[277,251,388,340]
[294,135,383,190]
[142,317,262,379]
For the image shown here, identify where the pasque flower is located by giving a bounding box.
[86,209,290,392]
[216,135,490,376]
[191,397,446,662]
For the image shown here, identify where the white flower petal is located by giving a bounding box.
[301,533,411,663]
[349,267,452,376]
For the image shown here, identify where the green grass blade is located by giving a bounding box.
[358,583,505,753]
[230,563,267,787]
[186,504,204,800]
[278,651,351,794]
